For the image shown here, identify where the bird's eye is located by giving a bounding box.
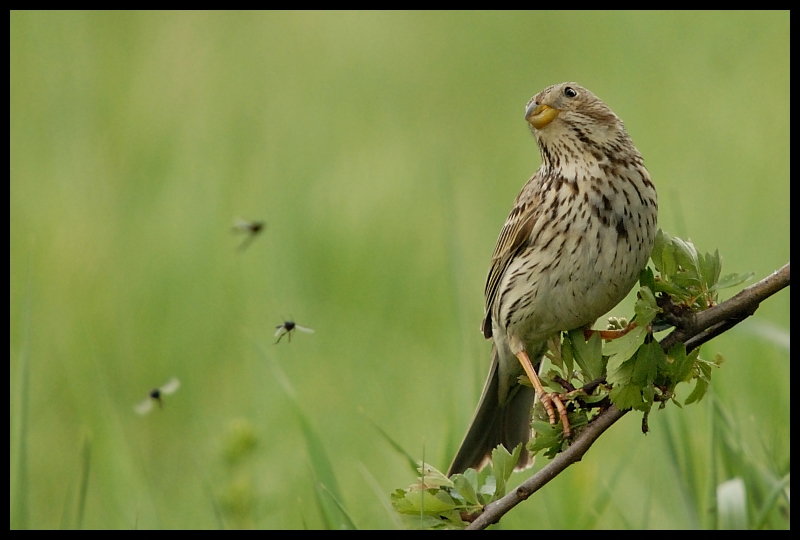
[564,87,577,98]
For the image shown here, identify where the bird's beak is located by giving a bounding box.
[526,103,560,129]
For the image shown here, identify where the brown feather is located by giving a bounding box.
[482,186,541,338]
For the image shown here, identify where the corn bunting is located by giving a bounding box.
[448,83,658,475]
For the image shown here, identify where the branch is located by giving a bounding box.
[466,262,790,530]
[660,262,790,352]
[467,405,626,530]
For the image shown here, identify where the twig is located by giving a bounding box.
[660,262,790,352]
[467,405,627,530]
[466,262,790,529]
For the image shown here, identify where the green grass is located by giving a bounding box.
[11,248,33,530]
[10,11,789,529]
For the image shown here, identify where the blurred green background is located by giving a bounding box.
[10,11,789,529]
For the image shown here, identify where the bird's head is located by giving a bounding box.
[525,82,633,169]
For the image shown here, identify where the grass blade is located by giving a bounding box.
[11,244,34,530]
[358,463,403,529]
[317,483,358,530]
[363,413,419,475]
[661,413,701,528]
[255,341,353,529]
[75,433,92,530]
[753,472,790,529]
[717,477,748,529]
[193,459,226,530]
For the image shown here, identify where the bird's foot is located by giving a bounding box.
[539,391,572,439]
[515,350,572,439]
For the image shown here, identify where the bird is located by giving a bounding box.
[447,83,658,476]
[134,377,181,415]
[274,319,315,344]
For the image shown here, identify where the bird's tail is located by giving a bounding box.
[447,346,536,476]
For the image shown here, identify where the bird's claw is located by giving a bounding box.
[540,391,572,439]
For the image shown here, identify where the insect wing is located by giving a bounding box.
[233,218,264,234]
[134,397,154,415]
[232,218,253,233]
[160,377,181,396]
[295,325,315,334]
[233,219,264,251]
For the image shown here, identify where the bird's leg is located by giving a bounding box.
[515,350,571,439]
[584,321,638,341]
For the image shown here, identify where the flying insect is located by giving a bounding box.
[134,377,181,415]
[274,320,314,344]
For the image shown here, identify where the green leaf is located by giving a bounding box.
[462,467,479,493]
[671,266,702,288]
[434,490,458,508]
[699,249,722,289]
[660,242,678,277]
[672,236,700,276]
[606,353,634,387]
[569,329,603,381]
[650,229,669,272]
[631,341,664,387]
[398,513,453,530]
[607,353,641,410]
[491,444,521,498]
[610,380,643,410]
[527,420,563,456]
[684,377,709,405]
[416,462,453,489]
[639,266,656,292]
[401,489,457,514]
[561,336,574,375]
[547,348,563,371]
[477,467,496,503]
[711,272,755,292]
[638,284,657,308]
[437,510,469,529]
[665,343,694,385]
[663,343,683,380]
[653,277,688,299]
[604,326,648,373]
[450,474,478,506]
[634,287,659,326]
[540,370,567,393]
[391,488,415,514]
[584,332,605,381]
[641,382,655,407]
[684,356,716,405]
[582,390,610,404]
[566,409,589,431]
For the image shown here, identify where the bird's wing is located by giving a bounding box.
[482,177,543,338]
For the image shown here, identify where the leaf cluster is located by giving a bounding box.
[390,445,522,529]
[530,230,748,457]
[391,230,755,528]
[649,230,753,311]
